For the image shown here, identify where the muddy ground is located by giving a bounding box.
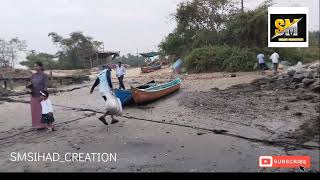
[0,66,319,172]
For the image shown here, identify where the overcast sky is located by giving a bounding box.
[0,0,319,66]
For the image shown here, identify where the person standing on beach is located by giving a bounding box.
[257,53,268,74]
[270,51,280,74]
[116,62,126,90]
[90,65,121,125]
[26,62,49,130]
[39,90,55,132]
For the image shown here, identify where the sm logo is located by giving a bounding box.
[273,18,302,39]
[268,7,308,47]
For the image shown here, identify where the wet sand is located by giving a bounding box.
[0,66,319,172]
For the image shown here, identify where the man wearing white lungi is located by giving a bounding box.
[90,65,122,125]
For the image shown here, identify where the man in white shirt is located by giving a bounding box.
[270,52,280,74]
[257,53,268,74]
[116,62,126,90]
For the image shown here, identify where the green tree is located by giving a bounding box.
[223,0,273,48]
[48,31,102,69]
[20,52,59,70]
[159,0,237,57]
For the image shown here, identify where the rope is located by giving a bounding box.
[0,104,319,150]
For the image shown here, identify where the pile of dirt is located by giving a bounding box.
[178,62,320,146]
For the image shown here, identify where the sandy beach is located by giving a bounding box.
[0,66,319,172]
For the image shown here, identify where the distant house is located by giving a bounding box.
[83,51,120,68]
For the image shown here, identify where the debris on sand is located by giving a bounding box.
[179,62,320,145]
[197,132,206,136]
[284,106,289,110]
[293,112,303,117]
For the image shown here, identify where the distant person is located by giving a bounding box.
[270,51,280,74]
[26,62,49,130]
[116,62,126,90]
[257,53,268,74]
[90,65,120,125]
[40,90,55,132]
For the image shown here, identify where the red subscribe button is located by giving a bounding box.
[259,156,311,168]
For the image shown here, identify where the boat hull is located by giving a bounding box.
[141,64,161,73]
[115,80,156,106]
[131,80,181,104]
[141,67,154,73]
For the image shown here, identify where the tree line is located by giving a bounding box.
[1,32,147,70]
[1,0,318,72]
[159,0,319,72]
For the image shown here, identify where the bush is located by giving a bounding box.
[301,47,320,63]
[185,46,230,73]
[185,45,319,73]
[222,47,256,72]
[185,46,256,73]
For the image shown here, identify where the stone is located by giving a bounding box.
[297,93,314,101]
[292,74,305,83]
[287,97,298,102]
[289,83,299,89]
[311,85,320,93]
[302,78,315,86]
[295,88,306,94]
[287,70,296,77]
[279,74,290,80]
[306,71,315,79]
[310,79,320,93]
[293,112,303,116]
[303,71,311,79]
[309,63,320,70]
[297,83,304,88]
[211,88,220,91]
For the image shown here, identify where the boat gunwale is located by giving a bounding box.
[131,78,182,93]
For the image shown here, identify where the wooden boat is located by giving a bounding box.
[115,80,156,106]
[131,78,182,104]
[141,66,154,73]
[141,64,162,73]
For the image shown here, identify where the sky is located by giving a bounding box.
[0,0,319,68]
